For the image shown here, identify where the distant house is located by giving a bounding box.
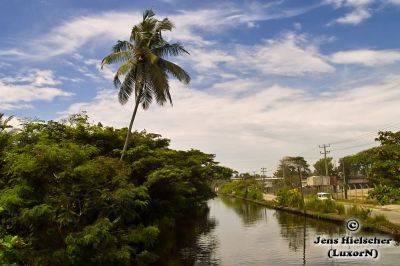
[307,176,330,186]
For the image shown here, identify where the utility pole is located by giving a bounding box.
[319,144,330,177]
[261,167,267,177]
[342,159,348,199]
[297,166,305,214]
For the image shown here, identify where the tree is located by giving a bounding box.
[274,156,310,187]
[101,10,191,160]
[0,115,232,264]
[313,157,335,176]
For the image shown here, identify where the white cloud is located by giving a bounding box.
[326,0,373,25]
[335,8,371,24]
[230,33,335,76]
[331,49,400,66]
[0,4,318,60]
[59,74,400,173]
[0,70,73,110]
[1,69,60,86]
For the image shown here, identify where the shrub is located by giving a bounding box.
[276,188,302,208]
[336,203,345,215]
[368,184,400,205]
[219,179,263,200]
[347,205,371,220]
[305,196,345,214]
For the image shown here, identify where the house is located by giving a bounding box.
[307,176,330,186]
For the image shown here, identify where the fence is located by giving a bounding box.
[300,184,374,200]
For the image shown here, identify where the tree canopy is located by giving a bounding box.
[0,114,231,265]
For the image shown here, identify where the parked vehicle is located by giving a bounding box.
[317,192,333,201]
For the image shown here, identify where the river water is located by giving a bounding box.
[161,196,400,265]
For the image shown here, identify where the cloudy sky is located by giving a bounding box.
[1,0,400,174]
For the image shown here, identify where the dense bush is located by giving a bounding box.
[0,115,232,265]
[219,178,263,200]
[276,188,302,208]
[368,184,400,205]
[305,196,345,214]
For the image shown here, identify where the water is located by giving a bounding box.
[160,196,400,265]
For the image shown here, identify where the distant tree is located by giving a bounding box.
[101,10,191,160]
[274,156,310,187]
[313,157,335,176]
[369,130,400,186]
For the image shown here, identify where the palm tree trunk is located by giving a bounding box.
[120,95,141,161]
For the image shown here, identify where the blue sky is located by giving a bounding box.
[1,0,400,173]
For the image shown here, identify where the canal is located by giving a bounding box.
[161,196,400,265]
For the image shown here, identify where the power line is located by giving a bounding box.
[330,121,400,145]
[330,142,377,152]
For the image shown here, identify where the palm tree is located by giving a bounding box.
[0,113,13,131]
[101,10,191,160]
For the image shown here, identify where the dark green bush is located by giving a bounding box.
[368,184,400,205]
[305,196,343,214]
[276,188,302,208]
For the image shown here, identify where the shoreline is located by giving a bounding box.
[218,193,400,238]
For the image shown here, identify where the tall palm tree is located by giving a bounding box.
[101,10,190,160]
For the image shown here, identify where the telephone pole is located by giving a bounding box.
[261,167,267,177]
[319,144,330,177]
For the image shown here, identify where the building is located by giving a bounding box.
[306,176,330,186]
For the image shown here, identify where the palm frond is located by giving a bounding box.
[143,9,155,21]
[141,87,153,110]
[101,51,133,68]
[155,18,174,32]
[159,59,191,84]
[113,59,137,89]
[112,41,134,53]
[153,43,189,57]
[146,62,170,105]
[118,69,136,105]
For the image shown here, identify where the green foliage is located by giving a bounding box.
[220,178,263,200]
[273,156,310,187]
[276,188,302,208]
[368,184,400,205]
[0,114,231,265]
[313,157,335,176]
[339,130,400,191]
[347,205,371,220]
[305,196,344,214]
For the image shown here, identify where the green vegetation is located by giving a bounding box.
[273,156,310,188]
[0,114,231,265]
[313,157,336,176]
[101,9,191,160]
[219,175,263,200]
[339,130,400,205]
[368,184,400,205]
[276,188,302,208]
[305,196,345,215]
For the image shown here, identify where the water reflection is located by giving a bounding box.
[156,206,219,266]
[219,196,266,226]
[159,197,400,265]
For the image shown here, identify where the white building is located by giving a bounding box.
[307,176,330,186]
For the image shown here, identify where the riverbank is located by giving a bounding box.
[219,193,400,238]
